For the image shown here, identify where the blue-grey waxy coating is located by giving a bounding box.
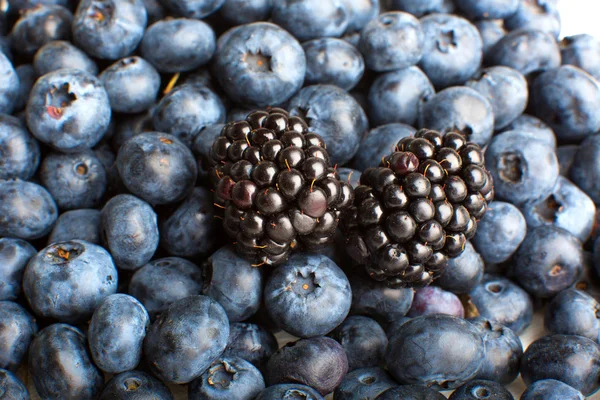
[560,34,600,82]
[437,241,484,294]
[0,113,40,180]
[303,38,364,91]
[220,0,274,25]
[256,383,324,400]
[383,0,444,17]
[33,40,98,76]
[504,0,561,39]
[333,367,396,399]
[0,238,36,301]
[223,322,278,371]
[13,64,36,112]
[98,370,173,400]
[545,288,600,344]
[454,0,518,20]
[352,123,415,171]
[521,379,584,400]
[48,209,102,245]
[499,113,557,148]
[0,301,38,371]
[0,53,19,114]
[0,369,29,400]
[448,379,514,400]
[272,0,350,41]
[160,0,225,19]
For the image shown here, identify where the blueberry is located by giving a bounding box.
[159,0,225,19]
[256,383,324,400]
[33,40,99,76]
[152,84,226,147]
[466,66,527,130]
[303,38,364,91]
[0,301,38,371]
[498,114,557,149]
[288,84,369,166]
[88,294,150,374]
[0,53,19,114]
[264,253,351,338]
[472,201,526,265]
[456,0,518,20]
[213,22,306,107]
[484,130,558,205]
[470,318,523,384]
[531,65,600,143]
[100,194,159,271]
[9,4,72,56]
[367,66,434,127]
[98,370,173,400]
[142,0,166,24]
[353,123,415,171]
[202,245,263,322]
[475,20,506,59]
[30,323,104,399]
[338,167,362,188]
[265,336,348,395]
[382,0,445,17]
[0,114,40,180]
[116,132,197,205]
[333,367,397,399]
[141,18,216,73]
[0,180,58,240]
[13,64,36,112]
[143,295,230,384]
[468,274,533,335]
[8,0,71,15]
[72,0,147,60]
[219,0,273,24]
[111,110,155,152]
[520,334,600,396]
[560,34,600,81]
[359,12,423,72]
[504,0,561,39]
[569,133,600,204]
[512,225,583,298]
[0,369,29,400]
[342,0,379,33]
[0,238,36,301]
[408,286,465,318]
[377,385,446,399]
[386,314,484,390]
[520,379,584,400]
[48,209,101,245]
[544,288,600,343]
[192,124,226,181]
[487,29,561,76]
[188,356,266,400]
[437,241,484,294]
[419,14,483,89]
[272,0,350,41]
[328,315,387,371]
[223,322,278,371]
[448,379,514,400]
[129,257,203,320]
[27,68,111,152]
[418,86,494,147]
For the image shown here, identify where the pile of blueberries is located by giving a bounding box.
[2,0,600,399]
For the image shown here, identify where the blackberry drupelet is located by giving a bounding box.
[210,108,355,266]
[343,129,494,288]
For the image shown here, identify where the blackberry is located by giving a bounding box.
[343,129,494,288]
[209,108,354,266]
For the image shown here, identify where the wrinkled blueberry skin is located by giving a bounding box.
[488,29,561,76]
[272,0,350,41]
[0,369,29,400]
[560,34,600,81]
[189,356,266,400]
[383,0,444,17]
[377,385,446,399]
[48,209,101,245]
[265,253,351,338]
[223,322,278,371]
[570,133,600,204]
[504,0,561,39]
[40,150,108,211]
[72,0,147,60]
[33,40,99,76]
[520,379,584,400]
[419,86,494,147]
[0,180,58,240]
[160,187,221,258]
[220,0,273,25]
[0,238,36,301]
[29,323,104,400]
[144,295,230,384]
[386,314,485,390]
[472,201,526,265]
[303,38,364,91]
[99,370,173,400]
[454,0,518,20]
[100,194,159,271]
[88,294,150,374]
[26,68,111,152]
[437,241,483,294]
[485,130,559,205]
[0,114,40,180]
[521,334,600,396]
[213,22,306,108]
[359,12,423,72]
[448,379,514,400]
[409,286,464,318]
[129,257,203,320]
[512,226,583,298]
[521,176,595,242]
[152,84,226,147]
[328,315,387,371]
[0,301,38,371]
[141,18,216,73]
[23,240,118,323]
[289,84,369,166]
[13,64,36,112]
[100,57,160,114]
[544,288,600,343]
[116,132,197,205]
[160,0,225,19]
[470,317,523,384]
[353,123,415,171]
[367,66,434,127]
[419,14,482,89]
[0,53,19,115]
[256,383,324,400]
[475,20,505,59]
[333,367,396,400]
[498,114,557,149]
[9,4,73,56]
[466,66,527,130]
[266,336,349,395]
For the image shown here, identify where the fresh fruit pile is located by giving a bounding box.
[2,0,600,399]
